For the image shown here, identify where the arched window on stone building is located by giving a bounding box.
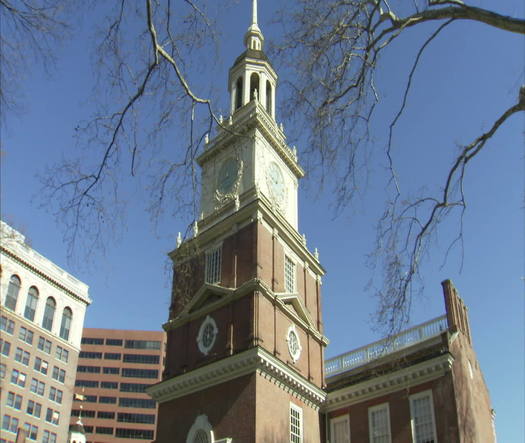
[42,297,56,331]
[4,274,21,311]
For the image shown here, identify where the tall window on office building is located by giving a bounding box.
[290,403,303,443]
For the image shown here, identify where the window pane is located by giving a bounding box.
[42,297,56,331]
[59,307,72,340]
[411,393,437,443]
[24,287,39,321]
[4,275,21,311]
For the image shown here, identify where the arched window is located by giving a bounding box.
[4,275,21,311]
[24,286,39,321]
[59,307,73,340]
[250,73,259,101]
[193,430,209,443]
[266,80,272,114]
[186,414,213,443]
[42,297,56,331]
[235,76,243,110]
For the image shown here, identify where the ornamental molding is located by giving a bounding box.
[323,353,455,412]
[0,246,90,306]
[196,100,303,179]
[169,194,324,276]
[146,346,326,409]
[286,324,302,363]
[196,315,219,356]
[163,278,328,347]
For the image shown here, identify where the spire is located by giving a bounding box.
[244,0,264,51]
[252,0,258,26]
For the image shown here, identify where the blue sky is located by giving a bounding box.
[1,1,523,440]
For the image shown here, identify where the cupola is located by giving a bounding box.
[228,0,277,119]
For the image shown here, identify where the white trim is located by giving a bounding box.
[368,403,391,443]
[290,402,303,443]
[186,414,214,443]
[284,255,296,293]
[287,324,302,363]
[147,346,326,408]
[324,354,453,412]
[197,315,218,356]
[205,245,222,284]
[409,390,438,443]
[330,414,351,443]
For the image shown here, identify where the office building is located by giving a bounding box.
[70,328,165,442]
[1,221,91,442]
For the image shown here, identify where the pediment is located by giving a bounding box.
[277,293,315,329]
[181,284,233,317]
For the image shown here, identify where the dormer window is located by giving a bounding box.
[205,246,222,284]
[284,256,296,293]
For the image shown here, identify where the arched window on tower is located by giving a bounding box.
[42,297,56,331]
[24,286,39,321]
[266,80,272,114]
[60,307,73,340]
[250,73,259,102]
[4,275,21,311]
[235,76,243,110]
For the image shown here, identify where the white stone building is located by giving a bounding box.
[1,221,91,442]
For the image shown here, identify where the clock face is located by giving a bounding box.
[266,161,285,206]
[217,157,239,194]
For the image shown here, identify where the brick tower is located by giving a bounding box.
[148,1,327,441]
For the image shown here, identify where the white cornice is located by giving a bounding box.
[197,101,303,179]
[146,346,326,409]
[170,195,324,276]
[163,277,328,346]
[1,246,90,306]
[323,353,454,412]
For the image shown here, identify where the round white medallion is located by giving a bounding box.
[197,315,218,356]
[286,324,302,363]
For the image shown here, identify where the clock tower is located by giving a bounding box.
[149,2,327,441]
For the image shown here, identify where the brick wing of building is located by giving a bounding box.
[1,221,91,443]
[323,280,496,443]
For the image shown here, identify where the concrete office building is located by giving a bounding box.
[70,328,165,442]
[0,221,91,442]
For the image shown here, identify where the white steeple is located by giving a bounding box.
[244,0,264,50]
[229,0,277,118]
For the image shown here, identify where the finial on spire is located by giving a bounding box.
[252,0,258,25]
[245,0,264,50]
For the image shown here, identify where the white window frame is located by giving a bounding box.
[284,255,296,293]
[286,324,302,363]
[205,245,222,284]
[368,403,391,443]
[186,414,214,443]
[290,403,303,443]
[330,414,351,443]
[196,315,219,356]
[409,390,438,443]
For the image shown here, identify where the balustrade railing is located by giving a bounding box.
[324,315,448,377]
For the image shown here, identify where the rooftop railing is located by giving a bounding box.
[324,315,448,377]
